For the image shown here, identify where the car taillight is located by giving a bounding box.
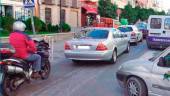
[96,43,108,51]
[64,42,71,50]
[131,32,136,36]
[0,61,5,65]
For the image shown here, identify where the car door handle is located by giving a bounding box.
[163,31,166,34]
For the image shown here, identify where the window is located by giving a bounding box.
[164,18,170,30]
[72,0,78,8]
[150,18,162,29]
[136,22,147,30]
[118,27,133,32]
[61,0,67,7]
[45,8,51,24]
[87,30,109,39]
[61,9,65,23]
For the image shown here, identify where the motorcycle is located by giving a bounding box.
[0,38,51,96]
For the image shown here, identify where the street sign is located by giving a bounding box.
[23,0,35,8]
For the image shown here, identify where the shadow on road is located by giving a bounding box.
[72,61,113,68]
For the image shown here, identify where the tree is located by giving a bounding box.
[98,0,118,19]
[121,4,138,24]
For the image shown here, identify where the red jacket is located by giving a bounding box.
[9,31,37,59]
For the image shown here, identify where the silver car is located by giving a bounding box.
[118,25,143,45]
[64,28,130,63]
[116,47,170,96]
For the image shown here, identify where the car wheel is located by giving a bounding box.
[109,50,117,64]
[139,37,143,42]
[72,60,81,64]
[147,44,152,49]
[125,43,130,53]
[125,77,147,96]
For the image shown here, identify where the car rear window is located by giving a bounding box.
[87,30,109,39]
[136,23,147,30]
[150,18,162,29]
[118,27,133,32]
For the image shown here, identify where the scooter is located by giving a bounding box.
[0,38,51,96]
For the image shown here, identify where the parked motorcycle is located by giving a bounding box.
[0,38,51,96]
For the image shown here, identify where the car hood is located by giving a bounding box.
[119,59,154,72]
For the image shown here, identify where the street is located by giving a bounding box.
[16,39,161,96]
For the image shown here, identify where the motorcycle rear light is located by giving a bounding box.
[64,42,71,50]
[96,43,108,51]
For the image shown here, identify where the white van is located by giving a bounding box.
[147,15,170,49]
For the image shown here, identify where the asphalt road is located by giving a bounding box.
[17,40,161,96]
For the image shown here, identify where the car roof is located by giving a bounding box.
[83,27,116,31]
[119,25,135,27]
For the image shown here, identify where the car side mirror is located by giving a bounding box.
[158,57,165,67]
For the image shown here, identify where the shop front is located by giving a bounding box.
[81,0,98,27]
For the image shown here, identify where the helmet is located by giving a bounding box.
[13,21,26,32]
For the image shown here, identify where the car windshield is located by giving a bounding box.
[86,29,109,39]
[118,27,133,32]
[149,47,169,61]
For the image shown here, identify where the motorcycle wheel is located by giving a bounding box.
[41,60,51,80]
[3,75,17,96]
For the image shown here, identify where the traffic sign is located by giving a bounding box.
[23,0,35,8]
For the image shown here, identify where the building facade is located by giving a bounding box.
[39,0,81,27]
[111,0,161,11]
[0,0,40,20]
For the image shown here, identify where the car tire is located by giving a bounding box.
[147,44,152,49]
[139,37,143,42]
[125,77,148,96]
[72,60,81,64]
[109,50,117,64]
[125,43,130,53]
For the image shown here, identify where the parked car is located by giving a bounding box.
[64,27,130,63]
[118,25,143,45]
[116,47,170,96]
[136,22,148,38]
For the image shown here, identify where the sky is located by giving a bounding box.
[159,0,170,12]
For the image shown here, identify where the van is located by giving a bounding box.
[147,15,170,49]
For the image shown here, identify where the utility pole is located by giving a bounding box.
[59,0,62,32]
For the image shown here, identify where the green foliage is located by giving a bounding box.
[47,23,59,33]
[59,23,71,32]
[98,0,118,19]
[121,4,166,24]
[1,16,15,32]
[121,4,138,24]
[25,16,46,32]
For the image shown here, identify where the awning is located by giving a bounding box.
[82,5,97,14]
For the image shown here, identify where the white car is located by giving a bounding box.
[64,27,130,63]
[118,25,143,45]
[116,47,170,96]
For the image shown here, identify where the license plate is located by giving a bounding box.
[77,46,90,49]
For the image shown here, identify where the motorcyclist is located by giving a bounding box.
[9,21,41,78]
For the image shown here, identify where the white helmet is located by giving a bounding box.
[13,21,26,32]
